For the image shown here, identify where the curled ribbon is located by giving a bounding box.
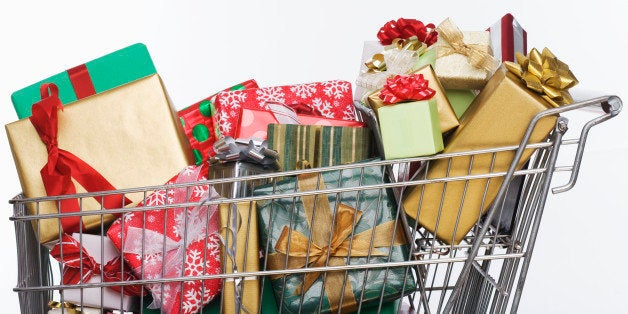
[211,136,279,169]
[505,47,578,107]
[50,234,144,296]
[266,173,406,312]
[377,18,438,46]
[379,73,436,104]
[29,83,132,233]
[436,18,501,74]
[122,166,221,313]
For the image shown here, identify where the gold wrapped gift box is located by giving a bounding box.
[402,66,559,244]
[5,74,193,243]
[219,201,260,314]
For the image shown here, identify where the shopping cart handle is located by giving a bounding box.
[552,96,622,194]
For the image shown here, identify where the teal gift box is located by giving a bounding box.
[254,161,415,313]
[377,99,444,159]
[11,43,156,118]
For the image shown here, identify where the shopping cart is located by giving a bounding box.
[9,95,621,314]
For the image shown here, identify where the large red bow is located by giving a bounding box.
[50,234,144,296]
[377,18,438,46]
[379,73,436,105]
[29,83,132,233]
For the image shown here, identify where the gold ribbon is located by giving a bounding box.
[365,36,427,73]
[436,18,500,73]
[48,301,86,314]
[267,173,405,312]
[504,47,579,107]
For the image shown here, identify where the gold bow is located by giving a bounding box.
[505,47,579,107]
[436,18,500,73]
[267,173,405,312]
[48,301,86,314]
[365,36,427,73]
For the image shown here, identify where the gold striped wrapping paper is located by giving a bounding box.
[266,124,372,171]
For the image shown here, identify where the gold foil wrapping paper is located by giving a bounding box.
[5,74,193,243]
[402,66,559,244]
[367,65,460,134]
[219,201,260,314]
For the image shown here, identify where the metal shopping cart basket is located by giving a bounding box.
[10,95,621,313]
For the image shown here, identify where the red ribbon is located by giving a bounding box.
[29,83,132,233]
[67,64,96,99]
[379,74,436,105]
[287,102,323,116]
[377,18,438,46]
[51,234,144,296]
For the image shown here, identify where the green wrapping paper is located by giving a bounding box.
[267,124,372,171]
[254,162,415,313]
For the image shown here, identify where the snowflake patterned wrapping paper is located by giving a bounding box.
[107,165,222,314]
[254,162,416,313]
[266,124,373,171]
[214,80,356,138]
[178,79,258,165]
[5,74,193,244]
[219,201,260,314]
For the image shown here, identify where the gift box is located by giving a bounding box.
[50,233,142,311]
[12,43,156,119]
[488,13,527,63]
[219,201,260,314]
[178,79,258,165]
[107,165,222,314]
[236,105,364,141]
[254,163,415,313]
[432,18,500,90]
[5,74,193,244]
[378,100,443,159]
[214,80,356,138]
[367,65,459,134]
[402,48,578,244]
[445,89,477,119]
[266,124,372,171]
[48,302,101,314]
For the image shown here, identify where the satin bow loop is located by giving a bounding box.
[212,136,279,169]
[505,47,578,107]
[377,18,438,46]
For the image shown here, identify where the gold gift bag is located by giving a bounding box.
[403,49,578,244]
[5,74,193,243]
[219,201,260,314]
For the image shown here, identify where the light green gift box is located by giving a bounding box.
[445,89,477,119]
[377,99,444,159]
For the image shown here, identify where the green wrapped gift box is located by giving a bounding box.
[254,161,415,313]
[266,124,372,171]
[11,43,156,118]
[378,99,444,159]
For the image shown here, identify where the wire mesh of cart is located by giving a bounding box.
[10,95,622,314]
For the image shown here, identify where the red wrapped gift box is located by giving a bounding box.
[178,79,258,164]
[214,80,356,138]
[487,13,527,62]
[107,165,222,314]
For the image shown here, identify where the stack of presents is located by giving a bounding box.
[6,14,579,313]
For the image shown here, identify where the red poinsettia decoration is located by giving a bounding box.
[379,73,436,104]
[377,18,438,46]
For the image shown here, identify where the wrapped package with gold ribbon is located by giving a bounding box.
[254,162,415,313]
[432,18,501,90]
[402,47,578,244]
[220,201,260,314]
[5,74,193,244]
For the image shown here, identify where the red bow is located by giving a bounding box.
[377,18,438,46]
[29,83,132,233]
[50,234,144,296]
[379,74,436,104]
[287,103,323,116]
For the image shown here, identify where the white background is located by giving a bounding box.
[1,1,626,313]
